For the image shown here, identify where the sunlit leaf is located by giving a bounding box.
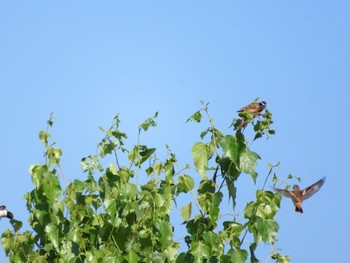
[227,249,248,263]
[181,202,192,222]
[39,131,51,147]
[272,253,292,263]
[155,193,165,208]
[239,148,260,182]
[154,220,174,249]
[257,218,279,244]
[177,175,195,193]
[220,135,240,166]
[191,240,210,262]
[140,112,158,131]
[124,249,139,263]
[45,223,60,251]
[192,142,214,178]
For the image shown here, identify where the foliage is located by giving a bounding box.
[1,101,291,262]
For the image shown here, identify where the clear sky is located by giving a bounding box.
[1,1,349,262]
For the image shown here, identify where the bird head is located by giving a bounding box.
[260,101,267,109]
[292,185,301,191]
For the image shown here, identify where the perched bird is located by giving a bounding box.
[274,177,326,213]
[0,205,13,220]
[237,101,267,131]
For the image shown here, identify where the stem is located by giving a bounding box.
[212,165,219,184]
[135,127,142,189]
[240,229,248,246]
[57,162,69,189]
[203,103,219,151]
[113,147,121,170]
[218,175,226,192]
[262,162,280,191]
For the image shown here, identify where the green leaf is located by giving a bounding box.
[154,193,165,208]
[256,190,282,216]
[209,192,223,226]
[80,155,103,172]
[220,135,240,166]
[176,252,193,263]
[191,240,210,262]
[257,218,279,243]
[45,223,61,251]
[197,179,215,213]
[227,249,248,263]
[154,220,174,249]
[222,221,243,248]
[104,198,117,219]
[225,177,237,209]
[43,172,62,207]
[32,208,49,226]
[124,249,139,263]
[111,129,128,140]
[192,142,214,178]
[272,253,292,263]
[60,241,80,261]
[128,145,156,165]
[177,175,195,193]
[239,148,260,182]
[244,201,273,220]
[140,147,156,164]
[11,219,23,233]
[180,202,192,222]
[140,112,158,131]
[219,156,240,181]
[202,231,223,257]
[47,113,55,127]
[30,164,47,188]
[73,179,84,191]
[39,131,51,147]
[1,230,13,254]
[47,147,63,165]
[99,140,117,157]
[186,110,202,123]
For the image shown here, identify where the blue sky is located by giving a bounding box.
[1,1,349,262]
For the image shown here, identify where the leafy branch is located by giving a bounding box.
[1,101,291,263]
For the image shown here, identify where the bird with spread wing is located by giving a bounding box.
[274,177,326,213]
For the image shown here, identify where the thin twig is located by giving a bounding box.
[57,162,69,189]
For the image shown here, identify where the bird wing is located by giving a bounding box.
[301,177,326,201]
[274,188,297,199]
[237,102,258,113]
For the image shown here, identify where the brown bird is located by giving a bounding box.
[274,177,326,213]
[237,101,267,131]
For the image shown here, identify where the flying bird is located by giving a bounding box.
[0,205,13,220]
[237,101,267,131]
[274,177,326,213]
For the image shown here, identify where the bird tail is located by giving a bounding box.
[238,118,246,132]
[295,207,303,213]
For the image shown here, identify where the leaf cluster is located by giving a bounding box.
[1,102,290,262]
